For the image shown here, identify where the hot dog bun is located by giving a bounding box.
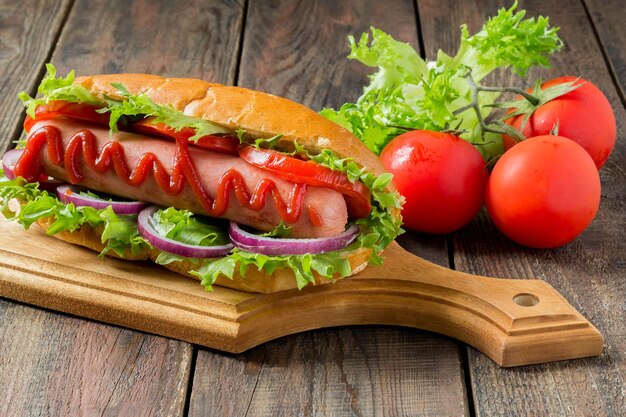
[30,74,398,293]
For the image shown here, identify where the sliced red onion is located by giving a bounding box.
[138,205,234,258]
[2,149,23,179]
[229,222,359,256]
[57,184,147,214]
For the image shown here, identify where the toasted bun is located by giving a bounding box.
[36,217,371,293]
[37,74,397,293]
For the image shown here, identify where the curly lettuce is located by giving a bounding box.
[0,173,147,257]
[18,65,229,141]
[18,64,102,118]
[320,2,562,157]
[102,83,229,140]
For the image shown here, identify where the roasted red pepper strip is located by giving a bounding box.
[239,146,371,218]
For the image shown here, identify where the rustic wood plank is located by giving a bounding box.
[187,345,267,417]
[583,0,626,103]
[53,0,244,83]
[238,0,418,110]
[418,0,625,415]
[189,1,468,416]
[0,0,246,415]
[0,0,72,151]
[191,330,466,417]
[0,298,193,417]
[245,329,466,417]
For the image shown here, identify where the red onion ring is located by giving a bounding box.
[138,205,234,258]
[2,149,23,179]
[229,222,359,255]
[57,184,147,214]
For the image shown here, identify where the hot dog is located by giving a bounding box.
[29,118,349,238]
[0,66,403,293]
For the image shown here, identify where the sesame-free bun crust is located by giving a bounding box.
[76,74,390,181]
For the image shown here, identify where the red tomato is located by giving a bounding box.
[132,118,240,155]
[380,130,488,234]
[24,101,110,132]
[504,76,616,169]
[486,135,600,248]
[240,146,371,219]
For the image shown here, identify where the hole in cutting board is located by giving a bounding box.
[513,293,539,307]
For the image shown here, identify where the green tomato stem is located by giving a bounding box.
[455,71,527,143]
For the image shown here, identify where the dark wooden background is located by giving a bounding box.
[0,0,624,416]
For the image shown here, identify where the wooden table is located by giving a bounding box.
[0,1,623,415]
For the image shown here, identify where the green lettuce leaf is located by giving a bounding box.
[155,251,198,266]
[102,83,230,140]
[0,173,148,257]
[18,64,102,118]
[191,249,352,290]
[260,220,293,238]
[151,207,229,247]
[320,2,562,157]
[99,206,148,256]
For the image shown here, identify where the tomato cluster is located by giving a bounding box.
[380,77,615,248]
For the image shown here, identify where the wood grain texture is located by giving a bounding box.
[418,0,625,415]
[0,0,246,415]
[187,346,267,417]
[238,0,420,110]
[583,0,626,103]
[53,0,244,83]
[0,0,71,152]
[190,331,468,417]
[242,329,467,417]
[189,1,462,416]
[0,299,192,417]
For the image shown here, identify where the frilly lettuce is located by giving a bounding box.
[0,172,147,257]
[18,65,229,141]
[320,2,563,158]
[102,83,229,140]
[18,64,102,118]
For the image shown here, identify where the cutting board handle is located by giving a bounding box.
[238,242,603,366]
[349,242,604,366]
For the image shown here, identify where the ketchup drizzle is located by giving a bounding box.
[14,125,308,223]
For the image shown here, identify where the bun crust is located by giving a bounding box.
[36,218,371,293]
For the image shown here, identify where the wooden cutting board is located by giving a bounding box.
[0,218,603,367]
